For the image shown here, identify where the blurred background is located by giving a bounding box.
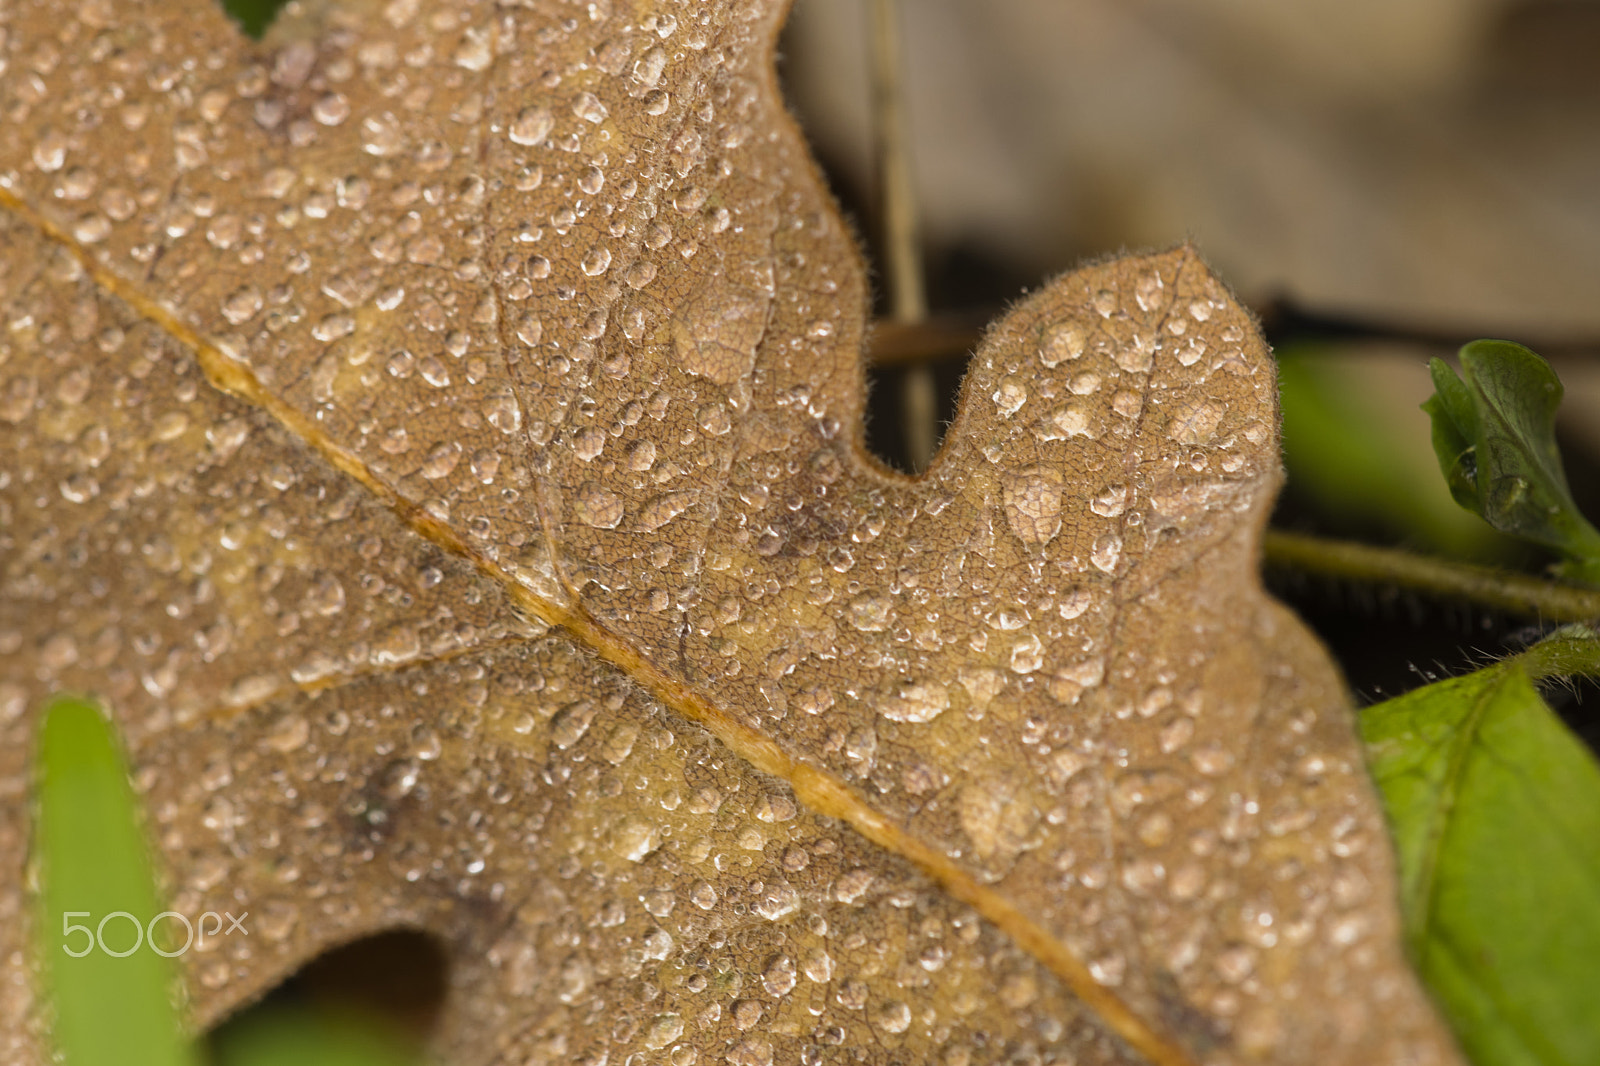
[783,0,1600,332]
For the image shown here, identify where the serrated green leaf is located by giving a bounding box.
[1422,341,1600,584]
[1360,630,1600,1066]
[33,694,198,1066]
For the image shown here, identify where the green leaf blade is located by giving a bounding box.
[212,1003,427,1066]
[1361,655,1600,1066]
[1423,357,1483,514]
[33,694,198,1066]
[1423,341,1600,584]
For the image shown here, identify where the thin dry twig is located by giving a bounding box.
[868,0,938,471]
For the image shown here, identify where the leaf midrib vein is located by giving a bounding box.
[0,181,1199,1066]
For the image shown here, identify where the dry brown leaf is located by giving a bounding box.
[0,2,1460,1064]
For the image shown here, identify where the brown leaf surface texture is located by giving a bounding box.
[0,1,1459,1064]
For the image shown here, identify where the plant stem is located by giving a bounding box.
[1516,624,1600,681]
[1262,529,1600,623]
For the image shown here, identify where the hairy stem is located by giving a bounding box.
[1262,530,1600,623]
[1516,624,1600,681]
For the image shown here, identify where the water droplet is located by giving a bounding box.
[261,712,310,753]
[1039,321,1085,367]
[1089,953,1126,985]
[304,572,345,616]
[846,594,893,632]
[959,778,1039,865]
[640,1014,683,1050]
[636,490,695,532]
[1135,271,1165,312]
[1191,743,1235,775]
[361,113,403,156]
[1002,466,1063,546]
[1114,334,1154,373]
[581,245,612,276]
[551,699,597,748]
[871,1000,911,1035]
[257,901,299,943]
[601,722,638,764]
[312,92,350,126]
[58,473,98,504]
[672,292,767,385]
[626,260,658,289]
[1177,337,1208,366]
[1092,289,1118,317]
[1089,484,1128,517]
[371,624,420,666]
[754,881,799,920]
[832,869,874,905]
[573,483,623,528]
[696,404,731,435]
[1170,862,1207,901]
[635,46,668,85]
[509,106,553,145]
[763,955,797,997]
[611,819,660,862]
[627,440,657,471]
[958,667,1006,711]
[418,355,450,387]
[1069,371,1101,395]
[420,442,461,479]
[571,426,605,461]
[32,129,69,172]
[1046,657,1104,704]
[572,92,608,123]
[802,948,834,983]
[728,1040,772,1066]
[1159,716,1195,754]
[1035,403,1097,441]
[1009,634,1044,674]
[999,972,1039,1008]
[484,386,522,433]
[1058,588,1093,619]
[992,377,1027,416]
[380,759,421,800]
[1168,399,1227,445]
[221,286,263,325]
[880,681,948,724]
[1090,533,1122,573]
[1214,945,1256,984]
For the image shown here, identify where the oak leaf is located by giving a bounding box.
[0,1,1459,1064]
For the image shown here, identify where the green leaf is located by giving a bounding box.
[1422,340,1600,584]
[216,0,289,37]
[1423,357,1482,513]
[1360,629,1600,1066]
[1278,346,1523,562]
[212,1003,427,1066]
[33,694,199,1066]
